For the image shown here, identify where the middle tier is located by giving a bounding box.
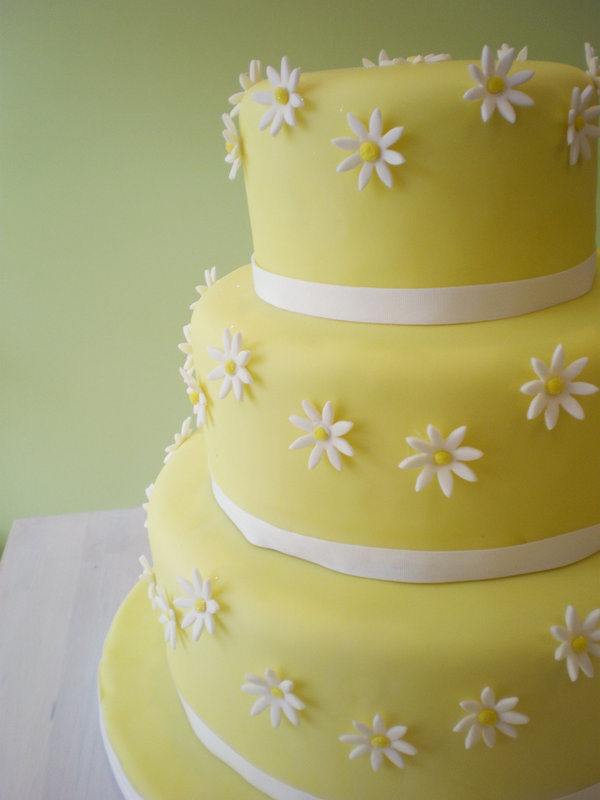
[189,265,600,561]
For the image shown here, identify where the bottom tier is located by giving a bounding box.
[103,430,600,800]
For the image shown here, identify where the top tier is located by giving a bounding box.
[238,53,597,290]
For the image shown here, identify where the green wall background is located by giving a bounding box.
[3,0,600,546]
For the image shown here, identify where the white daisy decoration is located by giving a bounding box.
[206,328,252,401]
[520,344,598,430]
[179,366,208,427]
[252,56,304,136]
[551,605,600,682]
[340,714,417,771]
[567,85,600,165]
[362,51,450,67]
[497,42,528,61]
[362,49,404,68]
[138,554,159,609]
[242,668,305,728]
[222,113,243,180]
[289,400,354,471]
[156,586,177,650]
[163,417,193,463]
[229,59,262,117]
[398,424,483,498]
[585,43,600,90]
[142,483,154,529]
[173,568,219,641]
[178,323,194,371]
[463,44,534,123]
[406,53,451,64]
[332,108,405,190]
[453,687,529,749]
[190,267,218,310]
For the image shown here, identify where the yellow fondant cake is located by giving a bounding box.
[99,45,600,799]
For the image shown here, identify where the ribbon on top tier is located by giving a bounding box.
[211,477,600,583]
[251,253,597,324]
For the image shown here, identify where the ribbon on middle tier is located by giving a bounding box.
[251,253,597,325]
[211,477,600,583]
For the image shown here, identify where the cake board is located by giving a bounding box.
[98,581,265,800]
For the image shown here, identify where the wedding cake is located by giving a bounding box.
[99,44,600,799]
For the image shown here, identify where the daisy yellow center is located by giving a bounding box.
[574,114,586,131]
[194,598,207,613]
[545,376,564,396]
[189,391,199,406]
[477,708,498,727]
[313,426,329,441]
[224,359,237,375]
[571,635,588,654]
[274,87,289,105]
[225,141,235,154]
[359,140,381,162]
[270,686,284,699]
[434,450,453,466]
[486,75,505,94]
[370,734,391,749]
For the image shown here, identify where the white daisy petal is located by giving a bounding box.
[358,162,374,190]
[437,468,454,498]
[414,463,435,491]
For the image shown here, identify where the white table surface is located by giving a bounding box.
[0,508,147,800]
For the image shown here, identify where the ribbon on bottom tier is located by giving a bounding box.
[177,693,600,800]
[211,477,600,583]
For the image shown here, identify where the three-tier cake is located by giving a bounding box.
[99,45,600,800]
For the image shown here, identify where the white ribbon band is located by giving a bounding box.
[252,254,597,325]
[178,693,600,800]
[179,692,324,800]
[212,478,600,583]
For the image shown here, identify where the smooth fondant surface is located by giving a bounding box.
[240,60,596,288]
[191,263,600,553]
[142,432,600,800]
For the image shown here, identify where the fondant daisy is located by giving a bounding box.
[567,85,600,165]
[332,108,405,190]
[138,554,159,609]
[222,113,242,179]
[405,53,451,64]
[551,605,600,682]
[163,417,193,463]
[339,714,417,771]
[142,483,154,529]
[173,568,219,640]
[242,668,305,728]
[398,424,483,498]
[179,366,208,427]
[206,328,253,401]
[497,42,528,61]
[156,587,177,650]
[463,45,534,123]
[178,323,194,371]
[520,344,598,430]
[585,43,600,90]
[362,49,404,68]
[229,59,262,117]
[190,267,218,310]
[252,56,303,136]
[453,687,529,749]
[289,400,354,470]
[362,51,450,67]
